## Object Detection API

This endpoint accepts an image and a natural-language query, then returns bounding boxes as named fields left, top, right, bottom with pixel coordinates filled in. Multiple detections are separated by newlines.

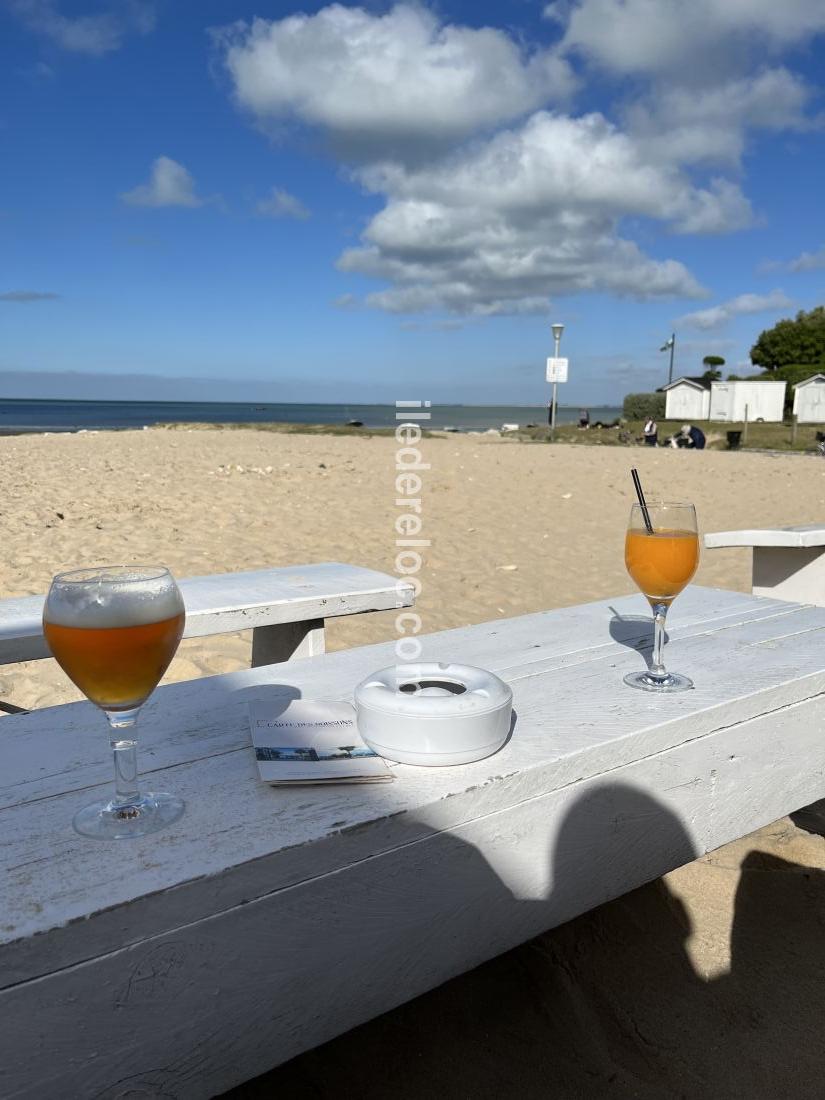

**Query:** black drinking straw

left=631, top=468, right=654, bottom=534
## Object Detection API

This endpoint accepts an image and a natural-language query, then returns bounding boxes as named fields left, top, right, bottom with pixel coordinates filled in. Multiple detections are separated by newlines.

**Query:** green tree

left=750, top=306, right=825, bottom=369
left=701, top=355, right=725, bottom=382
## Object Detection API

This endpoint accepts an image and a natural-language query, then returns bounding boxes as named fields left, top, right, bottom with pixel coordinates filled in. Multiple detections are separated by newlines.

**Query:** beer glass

left=43, top=565, right=186, bottom=839
left=624, top=502, right=699, bottom=692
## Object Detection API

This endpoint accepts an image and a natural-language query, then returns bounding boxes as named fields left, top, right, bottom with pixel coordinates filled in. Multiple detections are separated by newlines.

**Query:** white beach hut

left=661, top=377, right=711, bottom=421
left=708, top=380, right=786, bottom=422
left=792, top=374, right=825, bottom=423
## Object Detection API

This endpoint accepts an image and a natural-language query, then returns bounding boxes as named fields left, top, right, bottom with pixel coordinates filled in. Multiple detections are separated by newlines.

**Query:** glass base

left=623, top=670, right=694, bottom=693
left=73, top=791, right=185, bottom=840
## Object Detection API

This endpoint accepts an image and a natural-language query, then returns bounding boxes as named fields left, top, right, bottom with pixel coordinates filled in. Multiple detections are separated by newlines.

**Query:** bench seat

left=704, top=525, right=825, bottom=605
left=0, top=561, right=414, bottom=668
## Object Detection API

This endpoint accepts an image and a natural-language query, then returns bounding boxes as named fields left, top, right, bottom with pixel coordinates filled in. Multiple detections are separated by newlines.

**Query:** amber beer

left=44, top=611, right=185, bottom=711
left=625, top=527, right=699, bottom=606
left=43, top=566, right=186, bottom=714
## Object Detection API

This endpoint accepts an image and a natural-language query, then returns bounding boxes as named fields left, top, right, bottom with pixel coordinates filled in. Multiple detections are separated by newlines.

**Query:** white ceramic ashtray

left=353, top=662, right=513, bottom=767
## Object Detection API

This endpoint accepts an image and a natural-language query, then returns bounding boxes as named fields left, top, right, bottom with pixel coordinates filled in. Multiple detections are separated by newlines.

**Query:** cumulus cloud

left=624, top=68, right=814, bottom=168
left=217, top=1, right=819, bottom=317
left=558, top=0, right=825, bottom=79
left=0, top=290, right=60, bottom=302
left=789, top=247, right=825, bottom=272
left=121, top=157, right=203, bottom=208
left=678, top=290, right=792, bottom=330
left=256, top=187, right=310, bottom=220
left=217, top=4, right=575, bottom=157
left=7, top=0, right=155, bottom=56
left=762, top=245, right=825, bottom=273
left=336, top=111, right=749, bottom=314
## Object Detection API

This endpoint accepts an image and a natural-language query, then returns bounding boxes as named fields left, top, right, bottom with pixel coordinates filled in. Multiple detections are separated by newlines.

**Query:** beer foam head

left=44, top=566, right=185, bottom=629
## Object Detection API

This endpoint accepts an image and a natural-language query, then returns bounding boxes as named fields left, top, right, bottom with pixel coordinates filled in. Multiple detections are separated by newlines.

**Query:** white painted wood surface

left=0, top=562, right=413, bottom=666
left=705, top=524, right=825, bottom=549
left=250, top=618, right=326, bottom=666
left=705, top=526, right=825, bottom=605
left=3, top=586, right=825, bottom=1098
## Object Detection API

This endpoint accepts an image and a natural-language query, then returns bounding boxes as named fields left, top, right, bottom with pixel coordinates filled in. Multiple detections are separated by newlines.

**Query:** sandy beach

left=4, top=426, right=825, bottom=1097
left=2, top=425, right=820, bottom=710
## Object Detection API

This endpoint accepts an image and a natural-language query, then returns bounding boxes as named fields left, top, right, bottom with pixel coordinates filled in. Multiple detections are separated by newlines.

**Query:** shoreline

left=2, top=418, right=822, bottom=456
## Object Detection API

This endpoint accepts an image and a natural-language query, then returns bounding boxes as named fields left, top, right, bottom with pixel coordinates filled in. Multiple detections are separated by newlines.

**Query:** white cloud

left=336, top=110, right=761, bottom=314
left=558, top=0, right=825, bottom=78
left=624, top=68, right=813, bottom=168
left=217, top=4, right=575, bottom=157
left=8, top=0, right=155, bottom=56
left=216, top=1, right=817, bottom=317
left=0, top=290, right=60, bottom=302
left=121, top=157, right=203, bottom=208
left=678, top=290, right=792, bottom=330
left=333, top=293, right=361, bottom=310
left=763, top=245, right=825, bottom=273
left=355, top=113, right=747, bottom=228
left=790, top=247, right=825, bottom=272
left=256, top=187, right=310, bottom=220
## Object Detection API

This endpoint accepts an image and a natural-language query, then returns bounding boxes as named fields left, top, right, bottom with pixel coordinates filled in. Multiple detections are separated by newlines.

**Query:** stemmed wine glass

left=43, top=565, right=186, bottom=839
left=624, top=502, right=699, bottom=692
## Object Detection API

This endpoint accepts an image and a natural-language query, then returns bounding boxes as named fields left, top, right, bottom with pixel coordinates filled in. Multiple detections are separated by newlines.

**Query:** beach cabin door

left=709, top=383, right=731, bottom=420
left=798, top=378, right=825, bottom=423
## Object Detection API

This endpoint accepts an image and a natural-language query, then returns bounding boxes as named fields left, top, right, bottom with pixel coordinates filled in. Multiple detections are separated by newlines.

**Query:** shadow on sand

left=225, top=782, right=825, bottom=1100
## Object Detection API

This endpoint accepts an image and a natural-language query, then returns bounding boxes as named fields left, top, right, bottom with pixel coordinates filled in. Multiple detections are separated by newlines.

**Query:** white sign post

left=546, top=357, right=569, bottom=383
left=548, top=323, right=566, bottom=440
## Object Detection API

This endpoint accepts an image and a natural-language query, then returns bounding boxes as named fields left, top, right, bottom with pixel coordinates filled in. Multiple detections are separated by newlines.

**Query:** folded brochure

left=249, top=697, right=393, bottom=784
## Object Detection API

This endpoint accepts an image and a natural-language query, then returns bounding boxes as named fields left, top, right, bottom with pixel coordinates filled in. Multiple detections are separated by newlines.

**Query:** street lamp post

left=660, top=332, right=676, bottom=386
left=550, top=322, right=564, bottom=441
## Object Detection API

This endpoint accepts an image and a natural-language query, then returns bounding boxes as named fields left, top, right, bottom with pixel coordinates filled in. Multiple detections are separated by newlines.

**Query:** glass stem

left=651, top=603, right=669, bottom=681
left=106, top=708, right=141, bottom=808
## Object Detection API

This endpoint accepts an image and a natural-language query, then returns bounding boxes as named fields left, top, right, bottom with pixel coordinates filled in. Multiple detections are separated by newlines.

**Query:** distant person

left=578, top=408, right=590, bottom=429
left=681, top=424, right=706, bottom=450
left=643, top=417, right=658, bottom=446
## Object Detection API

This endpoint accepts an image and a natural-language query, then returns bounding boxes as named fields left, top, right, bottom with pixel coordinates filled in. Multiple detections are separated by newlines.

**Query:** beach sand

left=3, top=427, right=824, bottom=1096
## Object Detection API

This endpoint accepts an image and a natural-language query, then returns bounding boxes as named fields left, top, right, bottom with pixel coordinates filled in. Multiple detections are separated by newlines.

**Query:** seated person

left=681, top=424, right=706, bottom=450
left=643, top=417, right=658, bottom=446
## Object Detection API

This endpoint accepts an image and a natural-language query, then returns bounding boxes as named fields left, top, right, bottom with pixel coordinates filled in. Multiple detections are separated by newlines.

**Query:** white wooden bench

left=2, top=586, right=825, bottom=1097
left=0, top=562, right=414, bottom=708
left=704, top=524, right=825, bottom=605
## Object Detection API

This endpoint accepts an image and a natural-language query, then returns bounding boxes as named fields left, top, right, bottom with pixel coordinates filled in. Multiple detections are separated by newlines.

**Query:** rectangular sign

left=546, top=357, right=569, bottom=383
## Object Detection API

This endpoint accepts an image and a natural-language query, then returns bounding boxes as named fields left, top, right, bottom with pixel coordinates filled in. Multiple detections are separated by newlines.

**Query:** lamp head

left=551, top=322, right=564, bottom=340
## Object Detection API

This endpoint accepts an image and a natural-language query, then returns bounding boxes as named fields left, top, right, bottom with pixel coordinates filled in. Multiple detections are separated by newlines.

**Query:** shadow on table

left=224, top=782, right=825, bottom=1100
left=608, top=606, right=672, bottom=676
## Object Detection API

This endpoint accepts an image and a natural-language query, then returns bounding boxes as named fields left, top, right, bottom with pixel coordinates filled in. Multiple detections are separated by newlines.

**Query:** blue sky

left=2, top=0, right=824, bottom=405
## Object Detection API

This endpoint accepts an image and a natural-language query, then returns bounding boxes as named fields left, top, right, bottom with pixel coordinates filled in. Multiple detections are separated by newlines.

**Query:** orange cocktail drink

left=623, top=499, right=699, bottom=693
left=625, top=527, right=699, bottom=607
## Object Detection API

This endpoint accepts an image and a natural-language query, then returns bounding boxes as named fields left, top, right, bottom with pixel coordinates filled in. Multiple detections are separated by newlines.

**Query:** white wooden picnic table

left=3, top=585, right=825, bottom=1098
